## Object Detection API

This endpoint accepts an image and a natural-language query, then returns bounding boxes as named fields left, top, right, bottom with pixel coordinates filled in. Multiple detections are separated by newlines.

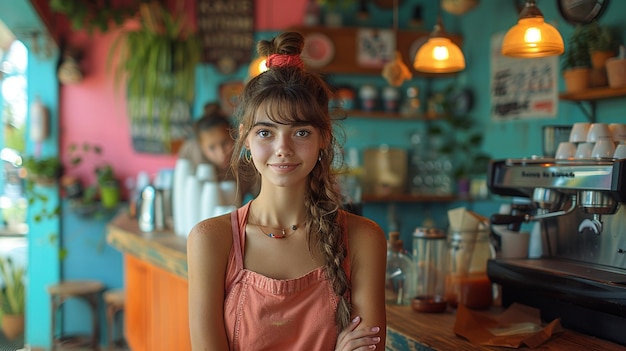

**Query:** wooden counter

left=106, top=212, right=626, bottom=351
left=385, top=304, right=625, bottom=351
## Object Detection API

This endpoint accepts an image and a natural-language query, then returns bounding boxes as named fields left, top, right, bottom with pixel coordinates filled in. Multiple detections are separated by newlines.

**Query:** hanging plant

left=50, top=0, right=143, bottom=33
left=108, top=2, right=200, bottom=154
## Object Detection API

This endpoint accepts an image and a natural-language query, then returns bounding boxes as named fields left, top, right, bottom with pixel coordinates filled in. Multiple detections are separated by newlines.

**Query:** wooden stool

left=48, top=280, right=104, bottom=350
left=103, top=289, right=125, bottom=350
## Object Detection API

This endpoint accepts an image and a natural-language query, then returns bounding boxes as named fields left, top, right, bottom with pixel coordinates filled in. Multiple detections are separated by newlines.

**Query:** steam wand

left=490, top=195, right=578, bottom=225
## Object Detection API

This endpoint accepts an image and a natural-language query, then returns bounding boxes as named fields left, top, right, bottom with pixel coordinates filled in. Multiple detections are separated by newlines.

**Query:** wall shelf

left=362, top=194, right=460, bottom=203
left=289, top=25, right=462, bottom=76
left=344, top=109, right=444, bottom=120
left=559, top=86, right=626, bottom=122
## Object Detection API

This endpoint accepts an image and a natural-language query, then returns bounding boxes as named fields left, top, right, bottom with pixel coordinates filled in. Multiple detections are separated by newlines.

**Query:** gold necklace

left=248, top=208, right=300, bottom=239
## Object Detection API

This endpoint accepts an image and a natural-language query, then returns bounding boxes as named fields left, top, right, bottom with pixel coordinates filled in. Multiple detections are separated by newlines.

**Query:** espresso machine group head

left=488, top=157, right=626, bottom=234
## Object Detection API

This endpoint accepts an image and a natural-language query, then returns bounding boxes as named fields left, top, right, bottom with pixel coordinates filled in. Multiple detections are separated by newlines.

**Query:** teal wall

left=3, top=0, right=626, bottom=348
left=0, top=1, right=61, bottom=348
left=193, top=1, right=626, bottom=246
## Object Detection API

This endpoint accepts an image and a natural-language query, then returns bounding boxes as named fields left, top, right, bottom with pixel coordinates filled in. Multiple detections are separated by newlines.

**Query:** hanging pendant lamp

left=414, top=13, right=465, bottom=74
left=247, top=56, right=268, bottom=78
left=501, top=0, right=564, bottom=58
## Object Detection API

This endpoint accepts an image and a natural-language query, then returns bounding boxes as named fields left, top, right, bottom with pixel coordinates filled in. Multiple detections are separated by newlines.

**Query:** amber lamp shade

left=501, top=2, right=564, bottom=58
left=248, top=56, right=268, bottom=78
left=414, top=35, right=466, bottom=74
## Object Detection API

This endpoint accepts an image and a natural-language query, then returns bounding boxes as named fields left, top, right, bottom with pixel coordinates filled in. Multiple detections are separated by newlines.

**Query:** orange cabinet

left=125, top=254, right=191, bottom=351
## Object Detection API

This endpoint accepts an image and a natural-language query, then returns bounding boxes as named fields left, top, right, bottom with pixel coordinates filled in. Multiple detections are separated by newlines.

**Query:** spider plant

left=108, top=1, right=200, bottom=152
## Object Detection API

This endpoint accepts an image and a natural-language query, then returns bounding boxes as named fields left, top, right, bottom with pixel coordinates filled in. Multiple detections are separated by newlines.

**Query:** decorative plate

left=557, top=0, right=609, bottom=24
left=302, top=33, right=335, bottom=69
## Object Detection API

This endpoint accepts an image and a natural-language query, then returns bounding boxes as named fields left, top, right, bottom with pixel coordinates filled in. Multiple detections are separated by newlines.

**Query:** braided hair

left=231, top=31, right=351, bottom=331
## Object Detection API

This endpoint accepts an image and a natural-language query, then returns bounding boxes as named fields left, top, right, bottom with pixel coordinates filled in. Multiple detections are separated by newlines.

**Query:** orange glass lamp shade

left=414, top=36, right=466, bottom=74
left=501, top=1, right=564, bottom=58
left=248, top=56, right=268, bottom=78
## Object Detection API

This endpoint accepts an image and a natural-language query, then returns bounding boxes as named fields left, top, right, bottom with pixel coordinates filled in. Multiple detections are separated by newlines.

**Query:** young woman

left=187, top=31, right=387, bottom=350
left=178, top=102, right=258, bottom=199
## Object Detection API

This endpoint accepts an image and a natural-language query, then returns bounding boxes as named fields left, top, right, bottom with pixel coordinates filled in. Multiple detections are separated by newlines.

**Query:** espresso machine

left=487, top=157, right=626, bottom=346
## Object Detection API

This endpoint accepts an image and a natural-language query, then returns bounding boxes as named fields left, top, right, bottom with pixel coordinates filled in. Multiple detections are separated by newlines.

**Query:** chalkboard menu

left=197, top=0, right=255, bottom=74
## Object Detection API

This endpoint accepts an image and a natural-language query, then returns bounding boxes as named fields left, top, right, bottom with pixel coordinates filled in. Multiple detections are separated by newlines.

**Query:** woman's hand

left=335, top=316, right=382, bottom=351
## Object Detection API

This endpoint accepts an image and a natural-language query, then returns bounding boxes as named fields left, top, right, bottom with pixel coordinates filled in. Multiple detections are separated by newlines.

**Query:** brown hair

left=230, top=31, right=351, bottom=331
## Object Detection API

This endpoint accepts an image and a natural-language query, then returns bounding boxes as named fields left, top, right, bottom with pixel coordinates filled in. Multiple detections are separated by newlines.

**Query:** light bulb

left=433, top=46, right=450, bottom=61
left=524, top=27, right=541, bottom=44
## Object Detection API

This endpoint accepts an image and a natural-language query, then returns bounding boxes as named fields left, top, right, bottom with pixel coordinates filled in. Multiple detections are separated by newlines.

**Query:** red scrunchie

left=266, top=54, right=305, bottom=69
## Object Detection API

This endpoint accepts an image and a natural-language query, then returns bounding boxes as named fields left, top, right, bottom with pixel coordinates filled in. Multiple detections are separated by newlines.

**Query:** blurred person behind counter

left=178, top=102, right=259, bottom=202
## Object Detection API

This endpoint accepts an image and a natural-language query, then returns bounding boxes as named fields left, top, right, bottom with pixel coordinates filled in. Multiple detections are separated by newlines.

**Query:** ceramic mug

left=613, top=144, right=626, bottom=159
left=591, top=140, right=616, bottom=158
left=576, top=142, right=594, bottom=159
left=555, top=142, right=576, bottom=159
left=609, top=123, right=626, bottom=143
left=569, top=122, right=591, bottom=143
left=586, top=123, right=612, bottom=142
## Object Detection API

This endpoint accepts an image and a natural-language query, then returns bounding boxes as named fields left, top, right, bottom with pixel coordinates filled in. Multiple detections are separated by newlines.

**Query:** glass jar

left=445, top=229, right=495, bottom=309
left=412, top=228, right=448, bottom=313
left=385, top=232, right=416, bottom=305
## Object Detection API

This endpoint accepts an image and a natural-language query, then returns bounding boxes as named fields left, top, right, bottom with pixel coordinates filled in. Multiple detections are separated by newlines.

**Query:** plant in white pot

left=0, top=256, right=25, bottom=340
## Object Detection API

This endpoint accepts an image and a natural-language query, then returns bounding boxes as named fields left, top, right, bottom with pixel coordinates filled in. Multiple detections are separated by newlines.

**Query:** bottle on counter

left=385, top=231, right=417, bottom=305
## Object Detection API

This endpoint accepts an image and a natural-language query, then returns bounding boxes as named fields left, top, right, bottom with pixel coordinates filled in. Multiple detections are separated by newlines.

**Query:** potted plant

left=21, top=156, right=63, bottom=186
left=50, top=0, right=139, bottom=33
left=0, top=256, right=25, bottom=340
left=562, top=25, right=592, bottom=93
left=108, top=1, right=200, bottom=154
left=66, top=143, right=121, bottom=213
left=317, top=0, right=355, bottom=26
left=586, top=21, right=620, bottom=69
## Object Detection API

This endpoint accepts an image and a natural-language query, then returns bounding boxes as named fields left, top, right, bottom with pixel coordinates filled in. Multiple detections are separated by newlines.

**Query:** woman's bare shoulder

left=344, top=212, right=386, bottom=244
left=187, top=213, right=234, bottom=253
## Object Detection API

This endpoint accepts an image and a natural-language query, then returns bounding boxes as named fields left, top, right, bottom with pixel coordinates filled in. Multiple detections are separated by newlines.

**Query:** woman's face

left=198, top=126, right=234, bottom=170
left=245, top=110, right=322, bottom=189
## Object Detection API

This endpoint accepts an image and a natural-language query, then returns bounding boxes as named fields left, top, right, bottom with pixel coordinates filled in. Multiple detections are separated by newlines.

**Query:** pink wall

left=60, top=0, right=306, bottom=195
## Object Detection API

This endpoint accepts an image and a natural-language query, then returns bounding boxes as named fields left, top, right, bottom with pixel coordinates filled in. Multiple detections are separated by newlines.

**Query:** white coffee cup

left=609, top=123, right=626, bottom=143
left=591, top=140, right=616, bottom=158
left=555, top=142, right=576, bottom=159
left=586, top=123, right=612, bottom=142
left=492, top=226, right=530, bottom=259
left=576, top=142, right=594, bottom=159
left=569, top=122, right=590, bottom=143
left=613, top=144, right=626, bottom=159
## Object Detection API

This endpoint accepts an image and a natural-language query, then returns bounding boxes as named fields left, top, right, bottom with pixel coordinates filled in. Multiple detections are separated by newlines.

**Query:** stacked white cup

left=564, top=122, right=626, bottom=160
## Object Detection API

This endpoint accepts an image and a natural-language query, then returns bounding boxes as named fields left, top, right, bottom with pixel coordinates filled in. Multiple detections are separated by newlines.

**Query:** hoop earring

left=244, top=151, right=252, bottom=163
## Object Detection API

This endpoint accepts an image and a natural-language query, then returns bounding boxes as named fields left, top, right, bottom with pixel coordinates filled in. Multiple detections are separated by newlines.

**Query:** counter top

left=106, top=212, right=626, bottom=350
left=385, top=304, right=625, bottom=350
left=106, top=211, right=188, bottom=279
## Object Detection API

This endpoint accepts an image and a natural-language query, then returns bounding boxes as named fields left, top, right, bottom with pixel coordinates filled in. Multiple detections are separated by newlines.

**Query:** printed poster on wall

left=490, top=32, right=558, bottom=121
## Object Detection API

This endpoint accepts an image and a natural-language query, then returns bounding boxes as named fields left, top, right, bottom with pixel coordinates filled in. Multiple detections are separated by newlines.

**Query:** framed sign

left=490, top=33, right=558, bottom=121
left=197, top=0, right=255, bottom=74
left=357, top=29, right=396, bottom=68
